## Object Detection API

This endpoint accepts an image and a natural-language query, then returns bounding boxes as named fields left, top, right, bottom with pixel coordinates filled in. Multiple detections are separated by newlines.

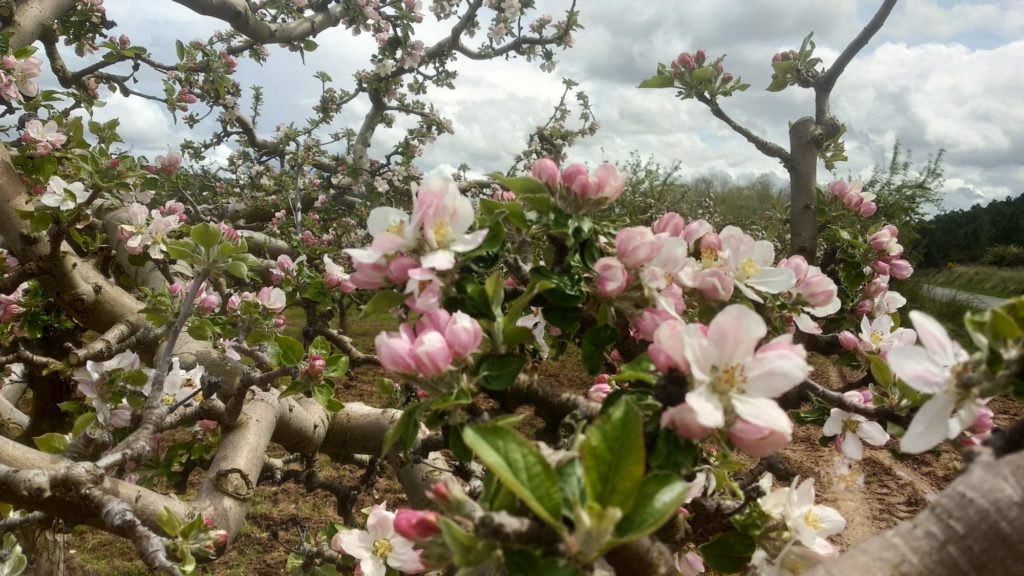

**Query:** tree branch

left=171, top=0, right=346, bottom=45
left=696, top=94, right=792, bottom=164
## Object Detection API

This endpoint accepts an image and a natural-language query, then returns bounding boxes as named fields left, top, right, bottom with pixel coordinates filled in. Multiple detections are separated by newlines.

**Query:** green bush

left=980, top=244, right=1024, bottom=267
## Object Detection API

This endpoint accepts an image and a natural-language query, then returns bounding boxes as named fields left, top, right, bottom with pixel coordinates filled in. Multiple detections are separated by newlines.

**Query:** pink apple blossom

left=615, top=226, right=660, bottom=269
left=393, top=509, right=440, bottom=542
left=444, top=311, right=483, bottom=360
left=661, top=402, right=713, bottom=440
left=653, top=212, right=686, bottom=236
left=729, top=418, right=790, bottom=457
left=530, top=157, right=560, bottom=189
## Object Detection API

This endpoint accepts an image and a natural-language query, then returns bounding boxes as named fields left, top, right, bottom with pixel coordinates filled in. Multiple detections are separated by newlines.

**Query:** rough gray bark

left=5, top=0, right=77, bottom=49
left=789, top=117, right=820, bottom=260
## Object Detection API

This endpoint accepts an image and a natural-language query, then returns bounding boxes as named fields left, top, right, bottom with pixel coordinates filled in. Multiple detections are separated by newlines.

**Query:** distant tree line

left=918, top=193, right=1024, bottom=267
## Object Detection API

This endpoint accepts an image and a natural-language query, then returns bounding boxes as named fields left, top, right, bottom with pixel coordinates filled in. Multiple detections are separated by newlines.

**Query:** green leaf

left=71, top=412, right=97, bottom=437
left=613, top=472, right=690, bottom=542
left=462, top=424, right=563, bottom=530
left=699, top=532, right=757, bottom=574
left=505, top=550, right=580, bottom=576
left=156, top=507, right=182, bottom=537
left=381, top=402, right=427, bottom=456
left=268, top=334, right=304, bottom=367
left=868, top=354, right=893, bottom=389
left=766, top=76, right=790, bottom=92
left=638, top=73, right=675, bottom=89
left=309, top=335, right=332, bottom=358
left=497, top=175, right=550, bottom=198
left=278, top=378, right=306, bottom=399
left=359, top=289, right=406, bottom=319
left=312, top=383, right=343, bottom=413
left=580, top=397, right=644, bottom=512
left=190, top=222, right=222, bottom=251
left=614, top=353, right=657, bottom=385
left=485, top=270, right=505, bottom=314
left=33, top=433, right=68, bottom=454
left=691, top=66, right=717, bottom=84
left=225, top=260, right=248, bottom=280
left=325, top=354, right=350, bottom=379
left=580, top=325, right=619, bottom=376
left=476, top=353, right=527, bottom=391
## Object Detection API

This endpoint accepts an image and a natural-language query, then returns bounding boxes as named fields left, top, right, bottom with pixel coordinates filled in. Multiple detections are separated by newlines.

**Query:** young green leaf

left=580, top=397, right=645, bottom=512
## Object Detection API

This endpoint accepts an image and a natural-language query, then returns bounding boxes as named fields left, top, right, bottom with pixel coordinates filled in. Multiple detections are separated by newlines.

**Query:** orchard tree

left=0, top=1, right=1023, bottom=576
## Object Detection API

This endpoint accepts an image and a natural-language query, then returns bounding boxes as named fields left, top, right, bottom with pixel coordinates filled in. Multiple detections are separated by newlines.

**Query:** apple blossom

left=40, top=176, right=90, bottom=211
left=652, top=212, right=686, bottom=236
left=331, top=503, right=424, bottom=576
left=587, top=378, right=613, bottom=403
left=615, top=226, right=660, bottom=268
left=411, top=176, right=489, bottom=270
left=822, top=391, right=890, bottom=460
left=676, top=551, right=704, bottom=576
left=413, top=330, right=452, bottom=378
left=375, top=326, right=419, bottom=375
left=632, top=308, right=675, bottom=341
left=323, top=255, right=356, bottom=292
left=21, top=119, right=67, bottom=156
left=594, top=257, right=630, bottom=298
left=888, top=310, right=990, bottom=454
left=856, top=314, right=916, bottom=356
left=838, top=330, right=858, bottom=351
left=888, top=258, right=913, bottom=280
left=658, top=305, right=810, bottom=439
left=759, top=475, right=846, bottom=557
left=718, top=226, right=796, bottom=301
left=405, top=267, right=443, bottom=313
left=257, top=287, right=287, bottom=313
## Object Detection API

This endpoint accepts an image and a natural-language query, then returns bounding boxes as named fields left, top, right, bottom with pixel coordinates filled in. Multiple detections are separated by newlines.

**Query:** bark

left=0, top=392, right=28, bottom=435
left=6, top=0, right=77, bottom=49
left=809, top=449, right=1024, bottom=576
left=172, top=0, right=346, bottom=45
left=788, top=117, right=819, bottom=261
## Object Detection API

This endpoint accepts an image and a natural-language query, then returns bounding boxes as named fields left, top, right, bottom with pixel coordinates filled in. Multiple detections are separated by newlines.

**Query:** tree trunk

left=810, top=450, right=1024, bottom=576
left=788, top=117, right=819, bottom=262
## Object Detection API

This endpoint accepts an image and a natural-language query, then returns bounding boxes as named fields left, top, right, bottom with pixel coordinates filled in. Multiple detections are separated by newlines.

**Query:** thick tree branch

left=171, top=0, right=345, bottom=45
left=6, top=0, right=77, bottom=49
left=696, top=94, right=792, bottom=164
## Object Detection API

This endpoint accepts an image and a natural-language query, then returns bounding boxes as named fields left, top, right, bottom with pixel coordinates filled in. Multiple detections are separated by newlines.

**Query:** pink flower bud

left=609, top=349, right=623, bottom=363
left=444, top=311, right=483, bottom=360
left=883, top=224, right=899, bottom=237
left=838, top=331, right=858, bottom=351
left=661, top=403, right=712, bottom=440
left=197, top=419, right=218, bottom=432
left=593, top=164, right=625, bottom=202
left=560, top=163, right=589, bottom=191
left=218, top=222, right=240, bottom=243
left=594, top=257, right=630, bottom=298
left=729, top=418, right=789, bottom=457
left=416, top=309, right=451, bottom=335
left=653, top=212, right=686, bottom=236
left=694, top=49, right=706, bottom=66
left=615, top=226, right=659, bottom=268
left=594, top=374, right=612, bottom=385
left=428, top=481, right=451, bottom=505
left=169, top=282, right=183, bottom=296
left=531, top=157, right=560, bottom=189
left=827, top=180, right=848, bottom=200
left=276, top=254, right=294, bottom=273
left=676, top=52, right=695, bottom=71
left=856, top=299, right=874, bottom=316
left=677, top=551, right=705, bottom=576
left=118, top=35, right=130, bottom=49
left=393, top=509, right=441, bottom=541
left=375, top=329, right=418, bottom=375
left=632, top=308, right=674, bottom=341
left=971, top=407, right=994, bottom=435
left=863, top=277, right=887, bottom=298
left=889, top=259, right=913, bottom=280
left=721, top=72, right=733, bottom=83
left=587, top=383, right=613, bottom=403
left=413, top=330, right=452, bottom=377
left=858, top=201, right=878, bottom=217
left=694, top=268, right=734, bottom=301
left=305, top=354, right=326, bottom=377
left=859, top=388, right=874, bottom=405
left=198, top=292, right=220, bottom=313
left=871, top=261, right=890, bottom=275
left=386, top=255, right=419, bottom=284
left=713, top=62, right=724, bottom=74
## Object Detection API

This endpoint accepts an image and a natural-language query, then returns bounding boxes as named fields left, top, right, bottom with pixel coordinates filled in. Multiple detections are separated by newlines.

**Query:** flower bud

left=594, top=257, right=630, bottom=298
left=653, top=212, right=686, bottom=236
left=444, top=311, right=483, bottom=360
left=394, top=509, right=441, bottom=541
left=859, top=388, right=874, bottom=405
left=694, top=49, right=706, bottom=66
left=856, top=299, right=874, bottom=316
left=699, top=232, right=722, bottom=252
left=971, top=407, right=994, bottom=435
left=305, top=354, right=326, bottom=378
left=531, top=157, right=560, bottom=189
left=615, top=226, right=659, bottom=268
left=858, top=201, right=878, bottom=217
left=560, top=163, right=588, bottom=191
left=412, top=330, right=452, bottom=377
left=375, top=329, right=417, bottom=375
left=871, top=260, right=890, bottom=275
left=889, top=258, right=913, bottom=280
left=838, top=330, right=858, bottom=351
left=587, top=382, right=613, bottom=403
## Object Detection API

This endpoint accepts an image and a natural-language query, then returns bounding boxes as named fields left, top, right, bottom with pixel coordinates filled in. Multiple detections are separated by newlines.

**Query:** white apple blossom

left=411, top=176, right=488, bottom=270
left=887, top=310, right=986, bottom=454
left=671, top=305, right=810, bottom=438
left=822, top=391, right=890, bottom=460
left=759, top=474, right=846, bottom=557
left=719, top=226, right=796, bottom=302
left=40, top=176, right=90, bottom=211
left=331, top=503, right=423, bottom=576
left=857, top=314, right=916, bottom=356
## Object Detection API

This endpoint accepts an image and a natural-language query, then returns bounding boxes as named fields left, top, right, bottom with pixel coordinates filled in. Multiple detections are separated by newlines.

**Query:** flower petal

left=910, top=310, right=967, bottom=367
left=856, top=420, right=890, bottom=447
left=887, top=344, right=949, bottom=394
left=337, top=529, right=374, bottom=559
left=731, top=395, right=792, bottom=436
left=900, top=392, right=956, bottom=454
left=841, top=432, right=863, bottom=460
left=450, top=229, right=490, bottom=252
left=419, top=250, right=456, bottom=271
left=822, top=409, right=848, bottom=437
left=707, top=304, right=765, bottom=365
left=686, top=385, right=726, bottom=429
left=745, top=267, right=795, bottom=294
left=743, top=349, right=810, bottom=398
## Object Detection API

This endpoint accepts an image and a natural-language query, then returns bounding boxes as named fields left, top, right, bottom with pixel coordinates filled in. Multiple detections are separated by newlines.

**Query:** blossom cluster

left=825, top=179, right=877, bottom=217
left=375, top=309, right=483, bottom=379
left=0, top=56, right=41, bottom=104
left=750, top=475, right=846, bottom=573
left=118, top=202, right=186, bottom=259
left=344, top=176, right=488, bottom=313
left=856, top=224, right=912, bottom=318
left=530, top=158, right=625, bottom=213
left=20, top=120, right=68, bottom=157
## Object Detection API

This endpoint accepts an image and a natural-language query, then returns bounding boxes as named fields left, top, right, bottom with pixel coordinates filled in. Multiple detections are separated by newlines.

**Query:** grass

left=899, top=277, right=976, bottom=348
left=919, top=265, right=1024, bottom=299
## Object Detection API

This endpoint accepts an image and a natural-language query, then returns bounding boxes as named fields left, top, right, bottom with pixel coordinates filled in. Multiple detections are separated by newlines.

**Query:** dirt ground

left=61, top=327, right=1024, bottom=575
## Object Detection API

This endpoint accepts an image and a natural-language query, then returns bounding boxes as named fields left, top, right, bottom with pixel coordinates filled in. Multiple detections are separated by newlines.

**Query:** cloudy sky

left=58, top=0, right=1024, bottom=211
